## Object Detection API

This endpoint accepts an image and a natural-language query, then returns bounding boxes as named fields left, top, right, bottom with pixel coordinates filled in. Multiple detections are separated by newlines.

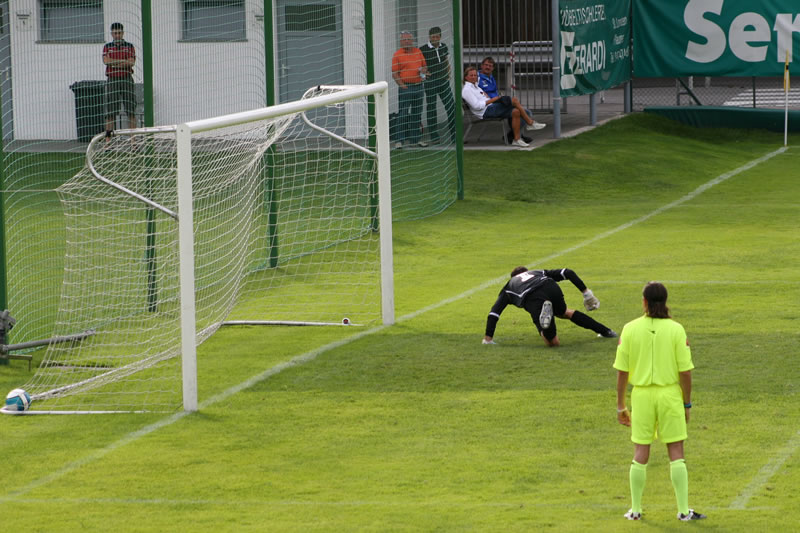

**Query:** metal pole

left=551, top=0, right=561, bottom=139
left=176, top=124, right=197, bottom=413
left=141, top=0, right=154, bottom=128
left=453, top=0, right=464, bottom=200
left=140, top=0, right=158, bottom=311
left=265, top=0, right=275, bottom=107
left=624, top=81, right=631, bottom=113
left=0, top=12, right=6, bottom=359
left=364, top=0, right=379, bottom=229
left=264, top=0, right=278, bottom=267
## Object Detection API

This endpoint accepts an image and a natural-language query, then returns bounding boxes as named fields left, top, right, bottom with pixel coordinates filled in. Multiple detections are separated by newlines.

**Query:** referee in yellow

left=614, top=282, right=706, bottom=522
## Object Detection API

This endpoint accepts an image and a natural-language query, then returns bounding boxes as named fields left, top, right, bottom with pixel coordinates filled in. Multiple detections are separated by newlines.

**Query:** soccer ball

left=4, top=388, right=31, bottom=412
left=342, top=317, right=351, bottom=325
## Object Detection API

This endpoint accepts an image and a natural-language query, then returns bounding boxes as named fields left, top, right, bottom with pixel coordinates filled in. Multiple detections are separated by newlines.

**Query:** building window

left=284, top=5, right=337, bottom=33
left=397, top=0, right=418, bottom=44
left=39, top=0, right=103, bottom=43
left=182, top=0, right=246, bottom=42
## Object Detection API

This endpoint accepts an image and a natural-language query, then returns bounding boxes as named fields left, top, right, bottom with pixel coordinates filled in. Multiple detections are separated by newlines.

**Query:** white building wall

left=11, top=0, right=143, bottom=140
left=9, top=0, right=405, bottom=141
left=151, top=0, right=267, bottom=127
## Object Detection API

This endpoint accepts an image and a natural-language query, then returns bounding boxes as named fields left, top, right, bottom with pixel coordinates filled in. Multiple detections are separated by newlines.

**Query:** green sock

left=670, top=459, right=689, bottom=515
left=629, top=460, right=647, bottom=513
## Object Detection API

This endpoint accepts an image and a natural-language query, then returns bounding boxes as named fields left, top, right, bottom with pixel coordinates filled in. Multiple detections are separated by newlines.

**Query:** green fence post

left=264, top=0, right=279, bottom=268
left=141, top=0, right=158, bottom=311
left=364, top=0, right=380, bottom=230
left=452, top=0, right=464, bottom=200
left=0, top=86, right=7, bottom=360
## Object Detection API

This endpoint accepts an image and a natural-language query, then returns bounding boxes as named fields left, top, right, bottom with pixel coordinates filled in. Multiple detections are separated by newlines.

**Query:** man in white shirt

left=462, top=66, right=544, bottom=147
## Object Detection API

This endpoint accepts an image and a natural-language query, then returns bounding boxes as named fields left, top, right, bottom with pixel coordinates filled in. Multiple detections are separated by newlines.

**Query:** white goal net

left=4, top=83, right=392, bottom=414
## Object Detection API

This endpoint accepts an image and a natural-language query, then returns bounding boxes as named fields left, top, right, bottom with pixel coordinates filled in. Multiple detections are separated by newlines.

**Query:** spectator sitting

left=462, top=66, right=544, bottom=148
left=478, top=56, right=500, bottom=98
left=479, top=56, right=541, bottom=144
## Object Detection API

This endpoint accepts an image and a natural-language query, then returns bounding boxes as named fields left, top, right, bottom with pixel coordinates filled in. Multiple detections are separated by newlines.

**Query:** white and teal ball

left=5, top=388, right=31, bottom=411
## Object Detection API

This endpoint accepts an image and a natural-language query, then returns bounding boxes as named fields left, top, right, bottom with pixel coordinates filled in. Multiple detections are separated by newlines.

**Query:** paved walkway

left=463, top=86, right=628, bottom=150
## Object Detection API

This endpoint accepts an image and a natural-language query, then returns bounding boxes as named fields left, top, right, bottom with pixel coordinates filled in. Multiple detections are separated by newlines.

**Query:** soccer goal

left=2, top=82, right=393, bottom=415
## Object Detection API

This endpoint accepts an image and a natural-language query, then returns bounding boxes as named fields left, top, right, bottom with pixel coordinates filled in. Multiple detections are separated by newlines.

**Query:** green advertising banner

left=634, top=0, right=800, bottom=77
left=559, top=0, right=632, bottom=97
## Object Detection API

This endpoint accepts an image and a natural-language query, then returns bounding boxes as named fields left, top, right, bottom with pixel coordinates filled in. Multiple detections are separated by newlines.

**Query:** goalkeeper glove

left=583, top=289, right=600, bottom=311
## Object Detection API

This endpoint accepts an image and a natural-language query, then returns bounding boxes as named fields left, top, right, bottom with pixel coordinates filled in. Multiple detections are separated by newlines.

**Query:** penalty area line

left=729, top=429, right=800, bottom=510
left=3, top=146, right=786, bottom=502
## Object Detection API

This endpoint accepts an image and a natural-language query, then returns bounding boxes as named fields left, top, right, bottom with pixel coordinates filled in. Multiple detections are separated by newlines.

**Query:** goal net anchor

left=222, top=320, right=360, bottom=327
left=1, top=329, right=96, bottom=355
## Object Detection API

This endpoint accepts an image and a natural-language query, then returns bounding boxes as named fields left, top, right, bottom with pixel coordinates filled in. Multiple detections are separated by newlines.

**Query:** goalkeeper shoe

left=539, top=300, right=553, bottom=329
left=677, top=509, right=706, bottom=521
left=623, top=510, right=642, bottom=521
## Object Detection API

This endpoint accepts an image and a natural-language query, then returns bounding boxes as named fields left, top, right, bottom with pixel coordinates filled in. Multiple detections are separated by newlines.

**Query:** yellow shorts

left=630, top=384, right=687, bottom=445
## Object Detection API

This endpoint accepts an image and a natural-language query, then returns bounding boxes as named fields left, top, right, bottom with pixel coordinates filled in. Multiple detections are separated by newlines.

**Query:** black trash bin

left=70, top=80, right=106, bottom=142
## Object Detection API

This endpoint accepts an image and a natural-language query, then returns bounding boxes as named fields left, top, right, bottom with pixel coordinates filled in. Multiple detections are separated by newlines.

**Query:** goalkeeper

left=483, top=266, right=617, bottom=347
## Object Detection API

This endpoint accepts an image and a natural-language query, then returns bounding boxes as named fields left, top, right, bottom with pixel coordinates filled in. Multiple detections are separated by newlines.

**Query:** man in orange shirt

left=391, top=32, right=428, bottom=148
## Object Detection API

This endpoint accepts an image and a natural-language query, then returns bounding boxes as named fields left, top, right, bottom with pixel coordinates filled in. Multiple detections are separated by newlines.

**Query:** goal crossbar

left=184, top=82, right=388, bottom=133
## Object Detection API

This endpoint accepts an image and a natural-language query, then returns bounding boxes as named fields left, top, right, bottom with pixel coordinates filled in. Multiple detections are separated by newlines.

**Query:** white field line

left=589, top=280, right=800, bottom=286
left=729, top=429, right=800, bottom=509
left=1, top=146, right=788, bottom=503
left=1, top=495, right=779, bottom=511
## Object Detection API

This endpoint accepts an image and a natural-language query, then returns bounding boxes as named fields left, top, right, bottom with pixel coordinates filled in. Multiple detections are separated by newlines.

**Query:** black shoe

left=677, top=509, right=706, bottom=521
left=599, top=329, right=618, bottom=338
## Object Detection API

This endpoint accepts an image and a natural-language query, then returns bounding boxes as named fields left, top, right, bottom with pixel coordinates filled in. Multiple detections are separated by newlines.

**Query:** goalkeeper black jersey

left=501, top=269, right=585, bottom=308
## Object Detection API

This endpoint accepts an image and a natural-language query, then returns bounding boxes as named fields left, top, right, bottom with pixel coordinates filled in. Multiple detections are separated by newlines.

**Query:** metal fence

left=631, top=76, right=795, bottom=111
left=460, top=1, right=793, bottom=115
left=461, top=0, right=555, bottom=113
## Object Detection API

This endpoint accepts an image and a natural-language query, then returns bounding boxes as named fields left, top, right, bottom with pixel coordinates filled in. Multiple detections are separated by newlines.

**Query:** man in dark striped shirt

left=483, top=266, right=617, bottom=347
left=103, top=22, right=137, bottom=138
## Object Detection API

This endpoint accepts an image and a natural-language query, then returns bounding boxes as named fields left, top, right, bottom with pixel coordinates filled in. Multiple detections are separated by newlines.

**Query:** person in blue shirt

left=477, top=57, right=544, bottom=143
left=478, top=57, right=500, bottom=98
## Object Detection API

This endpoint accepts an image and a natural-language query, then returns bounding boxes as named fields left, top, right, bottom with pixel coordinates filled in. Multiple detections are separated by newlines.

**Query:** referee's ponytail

left=643, top=281, right=671, bottom=319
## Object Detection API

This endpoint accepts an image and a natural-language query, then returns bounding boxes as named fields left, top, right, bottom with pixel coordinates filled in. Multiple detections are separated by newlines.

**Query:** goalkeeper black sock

left=570, top=310, right=608, bottom=334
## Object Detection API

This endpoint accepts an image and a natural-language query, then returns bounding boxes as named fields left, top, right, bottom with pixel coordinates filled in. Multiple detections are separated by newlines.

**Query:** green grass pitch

left=1, top=114, right=798, bottom=531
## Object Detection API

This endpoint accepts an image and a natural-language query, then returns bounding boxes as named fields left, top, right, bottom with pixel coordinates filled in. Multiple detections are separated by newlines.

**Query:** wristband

left=683, top=402, right=692, bottom=408
left=616, top=407, right=627, bottom=413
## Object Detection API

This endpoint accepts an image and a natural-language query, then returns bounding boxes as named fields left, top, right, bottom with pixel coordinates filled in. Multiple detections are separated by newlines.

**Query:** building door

left=277, top=0, right=344, bottom=104
left=0, top=1, right=13, bottom=141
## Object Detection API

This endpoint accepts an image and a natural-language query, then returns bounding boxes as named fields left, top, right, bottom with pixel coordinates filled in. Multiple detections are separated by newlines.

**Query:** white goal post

left=2, top=82, right=393, bottom=415
left=176, top=83, right=394, bottom=412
